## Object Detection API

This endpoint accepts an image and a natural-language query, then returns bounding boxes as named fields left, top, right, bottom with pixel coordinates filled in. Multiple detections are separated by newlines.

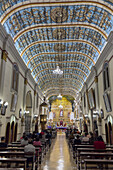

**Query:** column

left=92, top=66, right=102, bottom=135
left=84, top=83, right=89, bottom=116
left=22, top=69, right=31, bottom=134
left=0, top=38, right=9, bottom=99
left=89, top=110, right=93, bottom=132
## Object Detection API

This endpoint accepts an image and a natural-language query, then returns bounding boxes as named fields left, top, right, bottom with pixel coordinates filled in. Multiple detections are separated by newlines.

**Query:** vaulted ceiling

left=0, top=0, right=113, bottom=98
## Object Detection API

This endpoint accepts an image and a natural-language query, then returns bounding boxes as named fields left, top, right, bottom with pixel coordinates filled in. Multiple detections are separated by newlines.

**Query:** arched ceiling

left=0, top=0, right=113, bottom=98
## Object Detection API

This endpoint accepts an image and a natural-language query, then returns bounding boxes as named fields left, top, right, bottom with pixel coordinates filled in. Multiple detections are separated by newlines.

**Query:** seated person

left=21, top=136, right=28, bottom=146
left=74, top=135, right=81, bottom=145
left=20, top=132, right=26, bottom=140
left=33, top=137, right=42, bottom=153
left=94, top=135, right=106, bottom=150
left=89, top=132, right=95, bottom=144
left=82, top=133, right=89, bottom=143
left=0, top=137, right=7, bottom=147
left=24, top=140, right=35, bottom=168
left=73, top=135, right=81, bottom=151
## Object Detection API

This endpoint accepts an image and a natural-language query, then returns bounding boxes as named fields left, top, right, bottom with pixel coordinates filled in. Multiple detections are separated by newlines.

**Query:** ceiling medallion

left=50, top=7, right=68, bottom=23
left=54, top=44, right=66, bottom=52
left=53, top=29, right=66, bottom=40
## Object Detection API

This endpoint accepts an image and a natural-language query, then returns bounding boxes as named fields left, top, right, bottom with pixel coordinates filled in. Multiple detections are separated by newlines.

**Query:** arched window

left=12, top=64, right=19, bottom=92
left=103, top=61, right=110, bottom=91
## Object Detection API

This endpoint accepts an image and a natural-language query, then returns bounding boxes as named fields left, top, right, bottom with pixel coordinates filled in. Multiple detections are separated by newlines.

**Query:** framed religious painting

left=87, top=88, right=96, bottom=110
left=103, top=93, right=112, bottom=112
left=10, top=93, right=18, bottom=112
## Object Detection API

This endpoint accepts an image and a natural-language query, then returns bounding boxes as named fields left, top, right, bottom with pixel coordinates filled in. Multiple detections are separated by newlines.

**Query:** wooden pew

left=0, top=158, right=26, bottom=170
left=8, top=144, right=42, bottom=148
left=84, top=159, right=113, bottom=170
left=74, top=144, right=113, bottom=149
left=73, top=144, right=113, bottom=159
left=76, top=148, right=113, bottom=165
left=0, top=168, right=23, bottom=170
left=0, top=151, right=36, bottom=169
left=80, top=152, right=113, bottom=170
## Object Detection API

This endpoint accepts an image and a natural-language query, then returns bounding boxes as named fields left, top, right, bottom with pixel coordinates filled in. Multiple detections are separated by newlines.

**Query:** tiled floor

left=41, top=133, right=76, bottom=170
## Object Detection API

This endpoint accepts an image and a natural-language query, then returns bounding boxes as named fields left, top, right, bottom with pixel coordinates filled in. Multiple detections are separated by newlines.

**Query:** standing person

left=24, top=140, right=35, bottom=169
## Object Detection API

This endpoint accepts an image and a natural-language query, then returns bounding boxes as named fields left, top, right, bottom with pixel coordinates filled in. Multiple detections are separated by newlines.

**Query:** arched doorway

left=106, top=115, right=113, bottom=144
left=108, top=121, right=112, bottom=144
left=25, top=91, right=32, bottom=134
left=35, top=117, right=38, bottom=133
left=84, top=123, right=88, bottom=134
left=14, top=123, right=18, bottom=142
left=10, top=121, right=15, bottom=143
left=93, top=120, right=98, bottom=138
left=5, top=122, right=10, bottom=144
left=105, top=123, right=109, bottom=144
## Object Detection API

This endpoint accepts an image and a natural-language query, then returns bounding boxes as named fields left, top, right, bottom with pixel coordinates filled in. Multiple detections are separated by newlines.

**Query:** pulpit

left=40, top=115, right=47, bottom=130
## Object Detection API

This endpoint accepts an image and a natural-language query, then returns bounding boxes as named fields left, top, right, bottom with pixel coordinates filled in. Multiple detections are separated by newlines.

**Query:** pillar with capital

left=0, top=35, right=10, bottom=99
left=92, top=66, right=102, bottom=135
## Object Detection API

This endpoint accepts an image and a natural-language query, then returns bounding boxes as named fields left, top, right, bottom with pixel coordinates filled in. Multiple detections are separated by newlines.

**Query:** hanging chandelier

left=59, top=104, right=63, bottom=109
left=57, top=93, right=62, bottom=100
left=53, top=65, right=63, bottom=75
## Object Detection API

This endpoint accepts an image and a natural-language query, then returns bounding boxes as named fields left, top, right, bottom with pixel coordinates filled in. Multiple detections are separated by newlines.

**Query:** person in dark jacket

left=74, top=135, right=81, bottom=145
left=0, top=137, right=7, bottom=147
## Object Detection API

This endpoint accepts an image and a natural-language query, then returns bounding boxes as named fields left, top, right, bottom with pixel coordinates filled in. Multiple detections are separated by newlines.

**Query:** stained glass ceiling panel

left=0, top=0, right=113, bottom=97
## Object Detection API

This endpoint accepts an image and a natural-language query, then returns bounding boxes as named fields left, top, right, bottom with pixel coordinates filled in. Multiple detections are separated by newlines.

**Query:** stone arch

left=5, top=122, right=10, bottom=144
left=105, top=115, right=113, bottom=144
left=10, top=121, right=15, bottom=143
left=14, top=123, right=18, bottom=142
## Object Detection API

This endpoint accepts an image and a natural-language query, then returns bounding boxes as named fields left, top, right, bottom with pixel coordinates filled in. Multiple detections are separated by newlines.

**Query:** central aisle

left=43, top=133, right=76, bottom=170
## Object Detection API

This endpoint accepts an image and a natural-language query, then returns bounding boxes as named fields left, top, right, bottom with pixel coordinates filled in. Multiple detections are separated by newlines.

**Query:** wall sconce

left=34, top=115, right=38, bottom=118
left=93, top=110, right=99, bottom=115
left=0, top=100, right=3, bottom=109
left=84, top=115, right=89, bottom=118
left=24, top=110, right=30, bottom=114
left=19, top=109, right=22, bottom=118
left=4, top=102, right=8, bottom=107
left=1, top=101, right=8, bottom=115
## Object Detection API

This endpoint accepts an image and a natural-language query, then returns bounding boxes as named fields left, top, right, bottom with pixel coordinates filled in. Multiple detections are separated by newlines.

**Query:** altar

left=56, top=126, right=67, bottom=129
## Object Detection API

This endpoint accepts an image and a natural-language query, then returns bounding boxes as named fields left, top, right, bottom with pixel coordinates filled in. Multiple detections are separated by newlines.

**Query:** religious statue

left=60, top=109, right=63, bottom=117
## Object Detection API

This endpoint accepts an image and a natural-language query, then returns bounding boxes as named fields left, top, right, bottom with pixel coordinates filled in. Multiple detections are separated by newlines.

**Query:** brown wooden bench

left=80, top=152, right=113, bottom=170
left=76, top=148, right=113, bottom=165
left=84, top=159, right=113, bottom=170
left=0, top=168, right=23, bottom=170
left=8, top=144, right=42, bottom=148
left=0, top=151, right=36, bottom=169
left=0, top=158, right=26, bottom=170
